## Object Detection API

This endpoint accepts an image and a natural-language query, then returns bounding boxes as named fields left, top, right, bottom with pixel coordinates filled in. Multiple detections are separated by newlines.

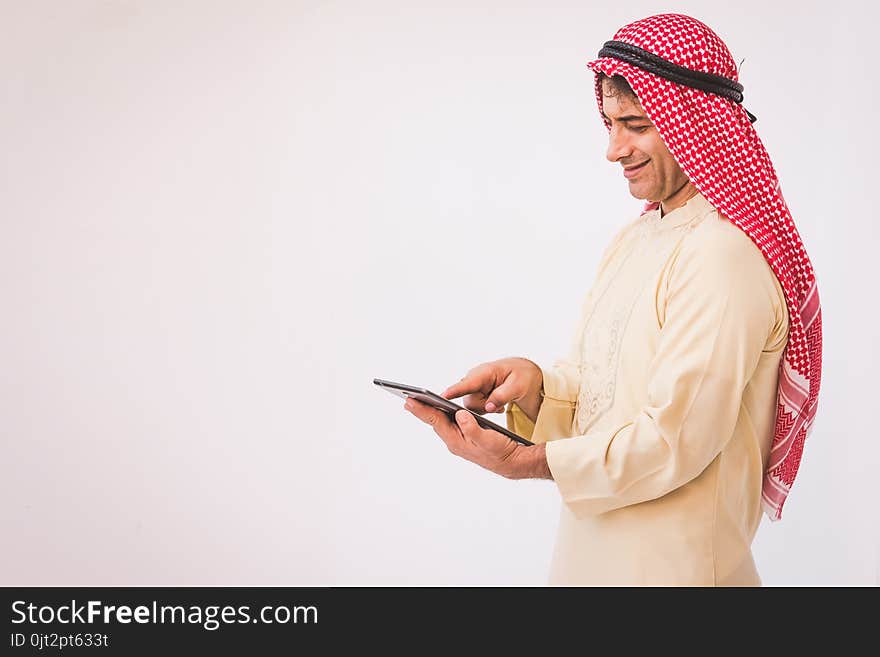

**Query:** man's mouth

left=623, top=161, right=649, bottom=179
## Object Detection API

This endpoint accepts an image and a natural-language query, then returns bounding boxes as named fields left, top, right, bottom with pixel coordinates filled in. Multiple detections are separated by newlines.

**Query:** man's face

left=601, top=79, right=690, bottom=204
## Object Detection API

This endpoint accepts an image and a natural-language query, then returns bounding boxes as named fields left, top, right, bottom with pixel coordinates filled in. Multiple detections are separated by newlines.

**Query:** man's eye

left=630, top=125, right=651, bottom=133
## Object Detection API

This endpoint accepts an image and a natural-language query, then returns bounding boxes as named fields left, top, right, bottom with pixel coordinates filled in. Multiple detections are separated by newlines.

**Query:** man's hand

left=403, top=398, right=551, bottom=480
left=442, top=357, right=544, bottom=422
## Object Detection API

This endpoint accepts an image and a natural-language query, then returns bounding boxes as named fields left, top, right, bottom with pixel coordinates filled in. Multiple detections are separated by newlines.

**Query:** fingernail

left=485, top=402, right=496, bottom=412
left=404, top=400, right=413, bottom=410
left=456, top=410, right=470, bottom=424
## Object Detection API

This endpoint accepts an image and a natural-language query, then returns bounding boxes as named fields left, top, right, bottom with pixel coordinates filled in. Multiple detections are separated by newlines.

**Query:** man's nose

left=606, top=128, right=633, bottom=163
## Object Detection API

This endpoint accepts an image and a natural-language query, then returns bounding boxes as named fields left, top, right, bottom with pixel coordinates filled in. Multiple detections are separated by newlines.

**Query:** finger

left=404, top=398, right=452, bottom=430
left=454, top=410, right=500, bottom=449
left=407, top=400, right=468, bottom=454
left=455, top=410, right=515, bottom=461
left=459, top=393, right=490, bottom=414
left=442, top=369, right=490, bottom=399
left=454, top=410, right=482, bottom=446
left=484, top=378, right=519, bottom=413
left=442, top=379, right=474, bottom=400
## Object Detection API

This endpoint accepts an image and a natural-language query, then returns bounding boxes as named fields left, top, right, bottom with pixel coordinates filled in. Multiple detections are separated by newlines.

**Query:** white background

left=2, top=0, right=877, bottom=586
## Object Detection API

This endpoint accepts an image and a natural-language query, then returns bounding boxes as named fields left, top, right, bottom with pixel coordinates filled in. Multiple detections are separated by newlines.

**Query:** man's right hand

left=442, top=357, right=544, bottom=422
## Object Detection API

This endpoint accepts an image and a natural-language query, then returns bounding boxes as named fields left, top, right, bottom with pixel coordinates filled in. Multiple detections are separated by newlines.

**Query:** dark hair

left=598, top=73, right=636, bottom=100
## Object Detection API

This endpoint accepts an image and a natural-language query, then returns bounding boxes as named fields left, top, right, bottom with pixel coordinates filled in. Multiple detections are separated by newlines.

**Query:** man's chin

left=626, top=183, right=654, bottom=202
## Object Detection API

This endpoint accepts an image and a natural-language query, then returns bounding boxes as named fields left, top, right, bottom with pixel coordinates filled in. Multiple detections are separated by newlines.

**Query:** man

left=403, top=14, right=822, bottom=585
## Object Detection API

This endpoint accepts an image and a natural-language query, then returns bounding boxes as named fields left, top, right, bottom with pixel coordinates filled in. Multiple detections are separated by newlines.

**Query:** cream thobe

left=507, top=192, right=789, bottom=586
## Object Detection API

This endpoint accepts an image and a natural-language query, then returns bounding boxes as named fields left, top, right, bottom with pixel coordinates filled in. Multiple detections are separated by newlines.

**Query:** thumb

left=455, top=410, right=474, bottom=431
left=484, top=379, right=517, bottom=413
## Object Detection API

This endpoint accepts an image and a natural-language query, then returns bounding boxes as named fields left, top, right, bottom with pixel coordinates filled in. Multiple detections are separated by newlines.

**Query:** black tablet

left=373, top=377, right=534, bottom=446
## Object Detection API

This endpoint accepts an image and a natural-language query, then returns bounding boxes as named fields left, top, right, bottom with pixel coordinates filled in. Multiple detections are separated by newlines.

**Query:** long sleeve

left=506, top=363, right=577, bottom=444
left=545, top=224, right=784, bottom=518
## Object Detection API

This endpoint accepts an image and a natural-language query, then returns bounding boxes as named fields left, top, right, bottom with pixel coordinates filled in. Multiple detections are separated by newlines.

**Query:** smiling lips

left=623, top=160, right=649, bottom=179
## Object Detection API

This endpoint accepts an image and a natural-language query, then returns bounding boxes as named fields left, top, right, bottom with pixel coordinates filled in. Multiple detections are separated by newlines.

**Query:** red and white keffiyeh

left=587, top=13, right=822, bottom=520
